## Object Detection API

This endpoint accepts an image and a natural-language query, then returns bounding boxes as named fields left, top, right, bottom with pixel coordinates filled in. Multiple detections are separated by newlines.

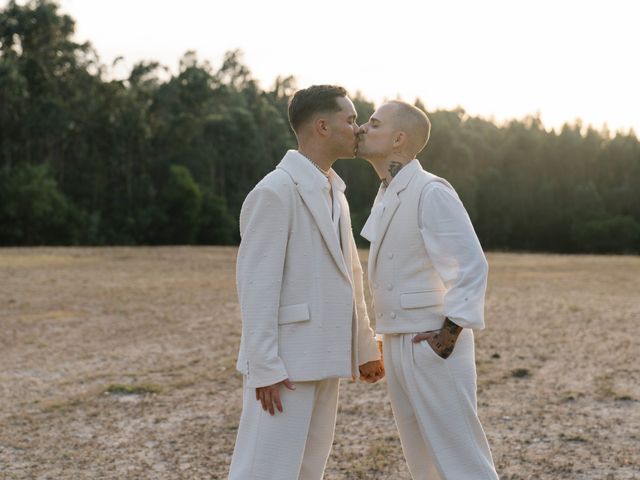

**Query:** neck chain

left=300, top=152, right=330, bottom=178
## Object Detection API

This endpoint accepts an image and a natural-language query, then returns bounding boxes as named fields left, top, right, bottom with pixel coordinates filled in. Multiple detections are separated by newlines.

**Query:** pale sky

left=19, top=0, right=640, bottom=133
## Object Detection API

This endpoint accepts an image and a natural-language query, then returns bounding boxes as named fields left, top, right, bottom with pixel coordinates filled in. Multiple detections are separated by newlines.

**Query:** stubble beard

left=355, top=139, right=367, bottom=159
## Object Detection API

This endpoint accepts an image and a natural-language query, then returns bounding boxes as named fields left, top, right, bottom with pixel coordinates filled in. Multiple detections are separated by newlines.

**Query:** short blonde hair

left=388, top=100, right=431, bottom=156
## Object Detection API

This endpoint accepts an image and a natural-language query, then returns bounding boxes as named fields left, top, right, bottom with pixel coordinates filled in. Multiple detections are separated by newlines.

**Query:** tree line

left=1, top=0, right=639, bottom=253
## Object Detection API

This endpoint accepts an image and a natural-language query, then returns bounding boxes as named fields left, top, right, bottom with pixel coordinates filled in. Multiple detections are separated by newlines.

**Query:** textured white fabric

left=236, top=149, right=380, bottom=387
left=306, top=159, right=343, bottom=233
left=360, top=187, right=386, bottom=242
left=418, top=183, right=489, bottom=330
left=228, top=378, right=340, bottom=480
left=383, top=331, right=498, bottom=480
left=327, top=170, right=344, bottom=236
left=363, top=159, right=488, bottom=332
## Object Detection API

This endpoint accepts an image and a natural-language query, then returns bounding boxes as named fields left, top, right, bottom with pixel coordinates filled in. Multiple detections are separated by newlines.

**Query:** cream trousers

left=384, top=330, right=499, bottom=480
left=228, top=377, right=339, bottom=480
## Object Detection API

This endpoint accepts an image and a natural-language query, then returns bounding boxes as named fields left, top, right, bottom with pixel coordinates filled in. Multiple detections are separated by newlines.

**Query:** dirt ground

left=0, top=247, right=639, bottom=479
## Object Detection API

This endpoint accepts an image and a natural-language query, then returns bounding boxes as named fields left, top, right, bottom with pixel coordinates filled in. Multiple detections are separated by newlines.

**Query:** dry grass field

left=1, top=247, right=639, bottom=479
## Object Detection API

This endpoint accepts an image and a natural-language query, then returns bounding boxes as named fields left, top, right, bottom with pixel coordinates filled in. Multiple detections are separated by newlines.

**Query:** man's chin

left=355, top=148, right=371, bottom=160
left=339, top=148, right=359, bottom=160
left=337, top=145, right=368, bottom=160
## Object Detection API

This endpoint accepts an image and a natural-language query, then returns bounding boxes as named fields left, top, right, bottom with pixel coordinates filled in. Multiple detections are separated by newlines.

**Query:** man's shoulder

left=240, top=169, right=298, bottom=218
left=415, top=169, right=457, bottom=194
left=250, top=168, right=296, bottom=197
left=416, top=168, right=444, bottom=183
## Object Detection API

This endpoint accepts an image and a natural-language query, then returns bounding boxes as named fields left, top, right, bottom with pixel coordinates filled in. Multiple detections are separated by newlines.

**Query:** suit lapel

left=277, top=151, right=350, bottom=282
left=298, top=183, right=350, bottom=280
left=367, top=161, right=421, bottom=283
left=337, top=191, right=354, bottom=285
left=367, top=193, right=400, bottom=276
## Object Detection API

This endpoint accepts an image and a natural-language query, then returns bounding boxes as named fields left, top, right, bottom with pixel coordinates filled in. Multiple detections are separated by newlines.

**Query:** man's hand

left=255, top=379, right=296, bottom=415
left=359, top=359, right=385, bottom=383
left=412, top=318, right=462, bottom=359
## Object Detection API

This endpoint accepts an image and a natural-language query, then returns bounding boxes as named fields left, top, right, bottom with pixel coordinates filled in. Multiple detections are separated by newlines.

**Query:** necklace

left=299, top=152, right=330, bottom=178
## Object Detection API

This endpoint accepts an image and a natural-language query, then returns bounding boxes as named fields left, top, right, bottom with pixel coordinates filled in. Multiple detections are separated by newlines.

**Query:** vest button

left=390, top=312, right=396, bottom=319
left=386, top=283, right=393, bottom=291
left=377, top=312, right=383, bottom=318
left=387, top=253, right=394, bottom=259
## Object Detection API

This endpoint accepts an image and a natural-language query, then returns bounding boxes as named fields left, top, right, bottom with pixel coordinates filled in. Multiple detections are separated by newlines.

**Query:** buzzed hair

left=288, top=85, right=347, bottom=133
left=388, top=100, right=431, bottom=155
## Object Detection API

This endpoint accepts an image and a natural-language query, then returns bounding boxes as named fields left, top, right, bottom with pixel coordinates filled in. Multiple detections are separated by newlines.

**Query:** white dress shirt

left=304, top=157, right=344, bottom=241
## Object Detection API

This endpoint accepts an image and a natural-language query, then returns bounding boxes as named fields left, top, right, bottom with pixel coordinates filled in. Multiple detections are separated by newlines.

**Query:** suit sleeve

left=236, top=185, right=290, bottom=388
left=350, top=233, right=381, bottom=365
left=419, top=183, right=489, bottom=330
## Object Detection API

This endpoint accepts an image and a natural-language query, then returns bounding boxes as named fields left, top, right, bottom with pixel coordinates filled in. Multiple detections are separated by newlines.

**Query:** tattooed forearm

left=443, top=317, right=462, bottom=337
left=418, top=318, right=462, bottom=359
left=439, top=343, right=455, bottom=358
left=432, top=318, right=462, bottom=358
left=388, top=161, right=404, bottom=178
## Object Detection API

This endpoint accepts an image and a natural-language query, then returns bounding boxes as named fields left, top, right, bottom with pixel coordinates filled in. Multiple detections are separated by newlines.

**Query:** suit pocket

left=400, top=290, right=444, bottom=309
left=422, top=338, right=449, bottom=360
left=278, top=303, right=310, bottom=325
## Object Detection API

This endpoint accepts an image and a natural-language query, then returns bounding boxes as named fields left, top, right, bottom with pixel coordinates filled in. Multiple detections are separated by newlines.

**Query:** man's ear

left=314, top=118, right=330, bottom=137
left=393, top=131, right=406, bottom=148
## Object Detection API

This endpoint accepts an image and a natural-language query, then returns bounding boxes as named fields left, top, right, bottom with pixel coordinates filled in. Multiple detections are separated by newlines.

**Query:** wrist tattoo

left=443, top=318, right=462, bottom=336
left=440, top=345, right=454, bottom=357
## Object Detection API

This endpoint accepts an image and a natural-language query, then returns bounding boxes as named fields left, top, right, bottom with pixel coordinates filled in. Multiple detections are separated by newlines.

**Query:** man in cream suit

left=357, top=101, right=499, bottom=480
left=229, top=85, right=384, bottom=480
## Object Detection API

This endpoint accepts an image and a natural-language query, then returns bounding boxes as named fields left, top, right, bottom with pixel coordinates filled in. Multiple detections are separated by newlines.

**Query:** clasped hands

left=358, top=356, right=385, bottom=384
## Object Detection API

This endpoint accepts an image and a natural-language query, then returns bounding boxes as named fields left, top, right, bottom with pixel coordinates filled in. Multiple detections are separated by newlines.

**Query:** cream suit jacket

left=235, top=150, right=380, bottom=388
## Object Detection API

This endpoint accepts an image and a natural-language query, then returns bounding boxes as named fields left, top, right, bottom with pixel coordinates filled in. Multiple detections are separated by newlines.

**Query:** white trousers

left=384, top=330, right=499, bottom=480
left=228, top=377, right=340, bottom=480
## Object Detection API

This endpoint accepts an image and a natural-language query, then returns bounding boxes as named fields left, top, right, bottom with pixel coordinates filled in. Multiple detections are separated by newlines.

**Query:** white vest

left=368, top=166, right=457, bottom=334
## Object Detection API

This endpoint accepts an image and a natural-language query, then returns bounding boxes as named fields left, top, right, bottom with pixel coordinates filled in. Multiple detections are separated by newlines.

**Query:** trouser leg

left=393, top=330, right=499, bottom=480
left=228, top=378, right=322, bottom=480
left=298, top=378, right=340, bottom=480
left=384, top=335, right=442, bottom=480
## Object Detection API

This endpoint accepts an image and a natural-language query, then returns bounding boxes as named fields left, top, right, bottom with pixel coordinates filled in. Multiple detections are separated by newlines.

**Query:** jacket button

left=386, top=284, right=393, bottom=291
left=377, top=312, right=383, bottom=318
left=390, top=312, right=396, bottom=319
left=387, top=253, right=394, bottom=259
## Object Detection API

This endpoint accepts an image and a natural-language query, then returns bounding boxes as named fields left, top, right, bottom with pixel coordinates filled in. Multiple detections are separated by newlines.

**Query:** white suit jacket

left=236, top=150, right=380, bottom=388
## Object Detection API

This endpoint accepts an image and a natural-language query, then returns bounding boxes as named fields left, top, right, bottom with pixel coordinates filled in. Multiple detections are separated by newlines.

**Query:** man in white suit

left=357, top=101, right=499, bottom=479
left=229, top=85, right=384, bottom=480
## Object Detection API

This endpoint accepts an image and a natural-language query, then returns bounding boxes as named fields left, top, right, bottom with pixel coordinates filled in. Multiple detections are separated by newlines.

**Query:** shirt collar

left=297, top=151, right=346, bottom=193
left=328, top=168, right=346, bottom=193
